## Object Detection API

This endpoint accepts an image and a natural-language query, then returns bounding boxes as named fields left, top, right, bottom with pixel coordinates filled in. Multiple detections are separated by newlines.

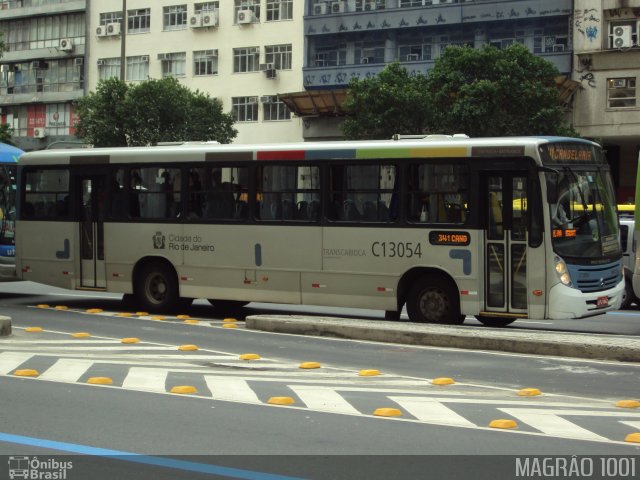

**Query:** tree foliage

left=342, top=45, right=576, bottom=139
left=74, top=77, right=237, bottom=147
left=426, top=44, right=575, bottom=137
left=341, top=62, right=431, bottom=140
left=0, top=34, right=12, bottom=146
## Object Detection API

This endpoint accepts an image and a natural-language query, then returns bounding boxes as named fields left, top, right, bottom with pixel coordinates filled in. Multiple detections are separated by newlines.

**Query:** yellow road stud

left=86, top=308, right=103, bottom=314
left=151, top=316, right=165, bottom=321
left=25, top=327, right=43, bottom=333
left=489, top=419, right=517, bottom=429
left=432, top=377, right=455, bottom=386
left=373, top=408, right=402, bottom=417
left=170, top=385, right=197, bottom=394
left=135, top=312, right=149, bottom=316
left=625, top=432, right=640, bottom=443
left=178, top=344, right=199, bottom=351
left=36, top=304, right=50, bottom=309
left=117, top=313, right=133, bottom=317
left=517, top=388, right=542, bottom=397
left=223, top=318, right=237, bottom=323
left=72, top=332, right=91, bottom=338
left=222, top=323, right=237, bottom=329
left=14, top=369, right=39, bottom=377
left=176, top=314, right=190, bottom=319
left=87, top=377, right=113, bottom=385
left=54, top=306, right=68, bottom=310
left=268, top=397, right=295, bottom=405
left=359, top=369, right=381, bottom=376
left=240, top=353, right=260, bottom=360
left=616, top=400, right=640, bottom=408
left=299, top=362, right=321, bottom=369
left=121, top=338, right=140, bottom=344
left=183, top=319, right=199, bottom=324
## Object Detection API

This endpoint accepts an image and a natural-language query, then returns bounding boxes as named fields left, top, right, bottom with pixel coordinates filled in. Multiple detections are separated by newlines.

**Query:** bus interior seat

left=363, top=201, right=377, bottom=221
left=234, top=200, right=248, bottom=220
left=282, top=199, right=294, bottom=220
left=307, top=200, right=319, bottom=221
left=377, top=201, right=389, bottom=221
left=295, top=201, right=308, bottom=220
left=343, top=200, right=361, bottom=221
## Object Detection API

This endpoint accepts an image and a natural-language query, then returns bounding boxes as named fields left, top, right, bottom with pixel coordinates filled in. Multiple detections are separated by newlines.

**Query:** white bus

left=16, top=136, right=623, bottom=327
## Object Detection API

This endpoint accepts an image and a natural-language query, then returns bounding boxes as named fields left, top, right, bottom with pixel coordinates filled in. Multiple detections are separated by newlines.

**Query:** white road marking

left=38, top=358, right=94, bottom=382
left=387, top=396, right=476, bottom=427
left=289, top=385, right=361, bottom=415
left=0, top=352, right=34, bottom=375
left=204, top=376, right=261, bottom=403
left=619, top=420, right=640, bottom=430
left=122, top=367, right=168, bottom=393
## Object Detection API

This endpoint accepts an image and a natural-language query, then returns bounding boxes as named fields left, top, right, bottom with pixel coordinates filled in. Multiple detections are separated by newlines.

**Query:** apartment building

left=298, top=0, right=574, bottom=138
left=572, top=0, right=640, bottom=203
left=0, top=0, right=304, bottom=149
left=0, top=0, right=86, bottom=151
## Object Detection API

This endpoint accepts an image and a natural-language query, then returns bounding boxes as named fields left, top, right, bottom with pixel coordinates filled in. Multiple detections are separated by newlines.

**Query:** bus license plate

left=596, top=296, right=608, bottom=307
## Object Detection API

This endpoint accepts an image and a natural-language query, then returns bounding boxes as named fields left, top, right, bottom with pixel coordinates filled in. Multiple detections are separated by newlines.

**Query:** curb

left=245, top=315, right=640, bottom=363
left=0, top=316, right=12, bottom=337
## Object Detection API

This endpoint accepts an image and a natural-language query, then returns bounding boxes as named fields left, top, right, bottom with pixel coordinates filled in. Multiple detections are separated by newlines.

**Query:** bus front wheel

left=136, top=262, right=179, bottom=313
left=406, top=276, right=464, bottom=325
left=475, top=316, right=516, bottom=327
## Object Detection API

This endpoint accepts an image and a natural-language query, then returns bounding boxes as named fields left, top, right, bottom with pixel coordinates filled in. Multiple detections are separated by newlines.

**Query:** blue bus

left=0, top=143, right=22, bottom=281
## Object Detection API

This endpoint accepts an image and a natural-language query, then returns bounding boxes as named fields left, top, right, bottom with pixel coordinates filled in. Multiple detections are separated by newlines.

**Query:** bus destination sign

left=429, top=231, right=470, bottom=246
left=540, top=143, right=601, bottom=165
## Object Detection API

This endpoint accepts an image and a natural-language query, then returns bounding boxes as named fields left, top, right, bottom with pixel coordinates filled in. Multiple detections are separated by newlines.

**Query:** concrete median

left=245, top=315, right=640, bottom=363
left=0, top=315, right=11, bottom=337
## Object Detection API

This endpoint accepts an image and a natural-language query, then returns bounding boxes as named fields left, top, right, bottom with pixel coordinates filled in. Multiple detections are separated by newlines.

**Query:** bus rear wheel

left=406, top=276, right=464, bottom=325
left=475, top=316, right=516, bottom=327
left=136, top=262, right=179, bottom=313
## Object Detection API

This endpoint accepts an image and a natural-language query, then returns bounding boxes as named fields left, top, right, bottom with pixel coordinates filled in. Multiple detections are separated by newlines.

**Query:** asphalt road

left=0, top=281, right=639, bottom=479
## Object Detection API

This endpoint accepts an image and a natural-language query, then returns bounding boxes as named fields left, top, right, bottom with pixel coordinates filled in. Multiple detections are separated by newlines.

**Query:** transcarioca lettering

left=323, top=248, right=367, bottom=257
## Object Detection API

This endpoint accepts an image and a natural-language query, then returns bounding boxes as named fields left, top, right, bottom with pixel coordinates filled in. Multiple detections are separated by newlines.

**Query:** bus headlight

left=554, top=256, right=572, bottom=287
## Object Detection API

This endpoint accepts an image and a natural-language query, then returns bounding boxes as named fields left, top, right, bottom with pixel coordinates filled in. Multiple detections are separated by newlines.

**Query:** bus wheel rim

left=419, top=289, right=447, bottom=321
left=147, top=274, right=167, bottom=303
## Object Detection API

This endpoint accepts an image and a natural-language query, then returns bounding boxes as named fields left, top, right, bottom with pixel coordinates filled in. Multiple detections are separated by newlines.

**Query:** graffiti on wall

left=575, top=8, right=600, bottom=42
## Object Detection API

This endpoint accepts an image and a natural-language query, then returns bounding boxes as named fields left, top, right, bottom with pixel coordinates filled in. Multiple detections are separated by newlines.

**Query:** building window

left=398, top=35, right=432, bottom=61
left=97, top=57, right=120, bottom=80
left=128, top=9, right=151, bottom=33
left=355, top=0, right=385, bottom=11
left=266, top=0, right=292, bottom=21
left=99, top=12, right=123, bottom=26
left=233, top=47, right=260, bottom=73
left=263, top=97, right=291, bottom=121
left=608, top=22, right=638, bottom=49
left=163, top=5, right=188, bottom=31
left=232, top=97, right=258, bottom=122
left=126, top=56, right=149, bottom=81
left=195, top=1, right=219, bottom=13
left=159, top=52, right=186, bottom=77
left=193, top=50, right=218, bottom=76
left=234, top=0, right=260, bottom=23
left=355, top=41, right=385, bottom=65
left=265, top=44, right=292, bottom=70
left=399, top=0, right=422, bottom=6
left=607, top=77, right=636, bottom=108
left=313, top=42, right=347, bottom=67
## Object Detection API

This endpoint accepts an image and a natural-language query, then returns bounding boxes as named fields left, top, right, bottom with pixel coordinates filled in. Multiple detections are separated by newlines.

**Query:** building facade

left=572, top=0, right=640, bottom=203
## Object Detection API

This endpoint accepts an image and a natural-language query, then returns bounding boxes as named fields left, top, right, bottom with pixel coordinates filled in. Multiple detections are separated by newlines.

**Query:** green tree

left=74, top=77, right=237, bottom=147
left=342, top=62, right=431, bottom=139
left=426, top=44, right=576, bottom=137
left=0, top=33, right=13, bottom=145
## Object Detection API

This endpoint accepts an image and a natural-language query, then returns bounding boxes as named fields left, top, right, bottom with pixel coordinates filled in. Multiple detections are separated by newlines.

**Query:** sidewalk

left=245, top=315, right=640, bottom=362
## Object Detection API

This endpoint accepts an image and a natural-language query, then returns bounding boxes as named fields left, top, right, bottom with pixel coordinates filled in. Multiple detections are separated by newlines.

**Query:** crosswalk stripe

left=388, top=396, right=476, bottom=427
left=122, top=368, right=168, bottom=393
left=499, top=408, right=610, bottom=442
left=204, top=376, right=261, bottom=403
left=619, top=421, right=640, bottom=430
left=0, top=352, right=34, bottom=375
left=289, top=386, right=361, bottom=415
left=38, top=359, right=94, bottom=382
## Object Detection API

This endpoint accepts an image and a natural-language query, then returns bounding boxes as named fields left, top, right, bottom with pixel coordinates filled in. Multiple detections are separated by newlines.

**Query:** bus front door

left=77, top=175, right=106, bottom=289
left=483, top=173, right=528, bottom=318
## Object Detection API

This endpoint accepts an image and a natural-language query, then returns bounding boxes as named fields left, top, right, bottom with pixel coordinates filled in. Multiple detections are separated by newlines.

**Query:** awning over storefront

left=278, top=89, right=348, bottom=117
left=555, top=75, right=581, bottom=107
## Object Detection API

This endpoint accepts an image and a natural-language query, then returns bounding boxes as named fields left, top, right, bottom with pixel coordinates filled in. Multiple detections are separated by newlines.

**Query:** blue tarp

left=0, top=143, right=23, bottom=163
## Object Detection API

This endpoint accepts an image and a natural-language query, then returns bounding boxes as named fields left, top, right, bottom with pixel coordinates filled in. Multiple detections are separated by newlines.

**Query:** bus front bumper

left=547, top=279, right=624, bottom=319
left=0, top=256, right=17, bottom=282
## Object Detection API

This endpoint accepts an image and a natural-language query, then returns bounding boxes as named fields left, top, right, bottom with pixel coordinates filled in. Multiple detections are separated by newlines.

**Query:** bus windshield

left=546, top=167, right=620, bottom=260
left=0, top=164, right=17, bottom=247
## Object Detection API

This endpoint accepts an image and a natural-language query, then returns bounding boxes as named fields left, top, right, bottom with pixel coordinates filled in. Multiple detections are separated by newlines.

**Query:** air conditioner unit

left=265, top=68, right=277, bottom=79
left=406, top=53, right=420, bottom=61
left=158, top=53, right=169, bottom=61
left=612, top=25, right=633, bottom=48
left=260, top=95, right=277, bottom=103
left=612, top=78, right=628, bottom=88
left=33, top=128, right=47, bottom=139
left=237, top=9, right=254, bottom=24
left=361, top=57, right=374, bottom=64
left=190, top=14, right=203, bottom=27
left=259, top=62, right=274, bottom=71
left=247, top=97, right=258, bottom=104
left=364, top=0, right=375, bottom=11
left=314, top=3, right=328, bottom=14
left=96, top=25, right=107, bottom=37
left=73, top=57, right=84, bottom=66
left=59, top=38, right=73, bottom=51
left=0, top=65, right=9, bottom=73
left=97, top=59, right=105, bottom=66
left=141, top=55, right=150, bottom=63
left=332, top=1, right=345, bottom=13
left=106, top=22, right=121, bottom=36
left=202, top=11, right=218, bottom=27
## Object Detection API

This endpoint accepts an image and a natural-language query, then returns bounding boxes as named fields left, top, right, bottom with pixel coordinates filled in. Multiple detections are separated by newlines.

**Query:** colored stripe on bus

left=355, top=147, right=468, bottom=159
left=256, top=150, right=305, bottom=161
